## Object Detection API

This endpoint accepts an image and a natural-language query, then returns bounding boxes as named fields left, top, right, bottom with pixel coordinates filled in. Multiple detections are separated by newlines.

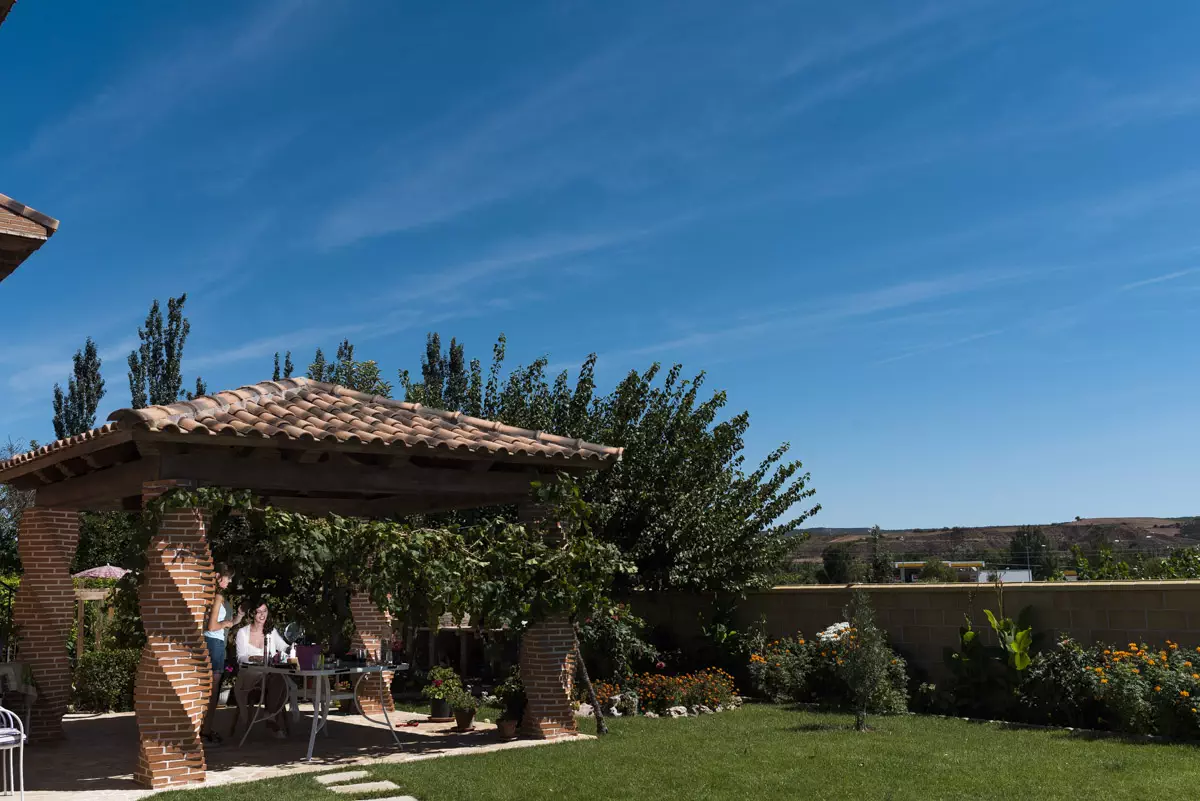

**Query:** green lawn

left=160, top=705, right=1200, bottom=800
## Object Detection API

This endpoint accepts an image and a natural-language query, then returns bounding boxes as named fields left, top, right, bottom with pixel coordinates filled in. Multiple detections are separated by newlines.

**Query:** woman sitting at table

left=234, top=604, right=294, bottom=738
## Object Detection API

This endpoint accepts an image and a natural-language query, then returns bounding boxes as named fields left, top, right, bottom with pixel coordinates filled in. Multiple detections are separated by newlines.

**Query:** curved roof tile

left=0, top=378, right=622, bottom=474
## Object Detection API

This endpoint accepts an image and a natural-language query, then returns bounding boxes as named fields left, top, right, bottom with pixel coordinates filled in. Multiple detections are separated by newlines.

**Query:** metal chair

left=0, top=703, right=25, bottom=799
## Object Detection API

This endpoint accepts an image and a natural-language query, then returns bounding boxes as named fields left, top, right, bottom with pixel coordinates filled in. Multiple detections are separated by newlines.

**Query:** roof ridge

left=0, top=191, right=59, bottom=233
left=321, top=382, right=622, bottom=456
left=107, top=378, right=313, bottom=427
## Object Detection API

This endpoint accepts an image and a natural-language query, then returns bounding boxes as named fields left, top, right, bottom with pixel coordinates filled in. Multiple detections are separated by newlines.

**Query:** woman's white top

left=204, top=600, right=231, bottom=642
left=234, top=625, right=292, bottom=663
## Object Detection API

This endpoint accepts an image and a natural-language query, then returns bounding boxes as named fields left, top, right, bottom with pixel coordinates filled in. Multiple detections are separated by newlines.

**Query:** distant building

left=977, top=568, right=1032, bottom=583
left=894, top=560, right=984, bottom=583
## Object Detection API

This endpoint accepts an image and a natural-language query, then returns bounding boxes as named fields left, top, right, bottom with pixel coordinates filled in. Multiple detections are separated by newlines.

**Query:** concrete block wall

left=634, top=581, right=1200, bottom=680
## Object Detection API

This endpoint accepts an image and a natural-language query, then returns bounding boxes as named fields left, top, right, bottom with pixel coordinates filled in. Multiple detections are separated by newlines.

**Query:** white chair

left=0, top=703, right=25, bottom=799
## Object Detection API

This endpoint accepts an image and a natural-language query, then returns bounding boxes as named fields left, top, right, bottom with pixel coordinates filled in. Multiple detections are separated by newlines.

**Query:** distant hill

left=789, top=517, right=1199, bottom=562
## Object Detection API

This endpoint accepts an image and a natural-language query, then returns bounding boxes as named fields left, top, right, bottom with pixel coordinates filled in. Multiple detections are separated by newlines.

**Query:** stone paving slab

left=315, top=770, right=372, bottom=785
left=328, top=779, right=401, bottom=794
left=26, top=710, right=591, bottom=800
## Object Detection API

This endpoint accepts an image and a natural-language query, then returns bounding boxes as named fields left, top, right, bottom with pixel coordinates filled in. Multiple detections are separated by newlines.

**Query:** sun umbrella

left=71, top=564, right=129, bottom=579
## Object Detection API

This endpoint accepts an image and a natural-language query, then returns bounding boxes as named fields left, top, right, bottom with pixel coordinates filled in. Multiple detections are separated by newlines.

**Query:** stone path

left=312, top=769, right=417, bottom=800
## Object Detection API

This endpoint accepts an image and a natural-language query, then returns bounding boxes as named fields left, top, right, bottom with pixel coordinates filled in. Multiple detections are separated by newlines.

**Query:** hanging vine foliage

left=115, top=475, right=633, bottom=648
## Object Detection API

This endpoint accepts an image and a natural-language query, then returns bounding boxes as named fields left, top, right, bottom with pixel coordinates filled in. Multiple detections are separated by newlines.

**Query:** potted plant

left=493, top=668, right=525, bottom=740
left=422, top=666, right=462, bottom=721
left=447, top=686, right=478, bottom=731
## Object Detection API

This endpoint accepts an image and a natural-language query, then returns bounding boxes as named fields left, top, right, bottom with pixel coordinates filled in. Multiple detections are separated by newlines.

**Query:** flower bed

left=1019, top=638, right=1200, bottom=739
left=582, top=668, right=740, bottom=716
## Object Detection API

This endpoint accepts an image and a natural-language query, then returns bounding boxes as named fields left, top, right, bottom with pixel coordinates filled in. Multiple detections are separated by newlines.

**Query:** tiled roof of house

left=0, top=192, right=59, bottom=283
left=0, top=193, right=58, bottom=236
left=0, top=378, right=622, bottom=474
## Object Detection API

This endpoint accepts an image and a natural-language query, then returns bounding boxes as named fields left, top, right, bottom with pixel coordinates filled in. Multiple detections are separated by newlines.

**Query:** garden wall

left=633, top=581, right=1200, bottom=679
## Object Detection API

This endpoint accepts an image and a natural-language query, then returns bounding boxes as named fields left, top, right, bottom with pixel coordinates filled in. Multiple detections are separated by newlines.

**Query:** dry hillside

left=791, top=517, right=1198, bottom=563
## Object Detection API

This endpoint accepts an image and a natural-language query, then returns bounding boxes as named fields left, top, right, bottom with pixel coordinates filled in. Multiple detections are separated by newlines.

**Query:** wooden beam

left=158, top=451, right=541, bottom=498
left=261, top=490, right=528, bottom=518
left=33, top=457, right=160, bottom=510
left=131, top=428, right=607, bottom=471
left=0, top=428, right=135, bottom=487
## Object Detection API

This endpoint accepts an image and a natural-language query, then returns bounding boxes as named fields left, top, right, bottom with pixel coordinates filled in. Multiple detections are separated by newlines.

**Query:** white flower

left=818, top=622, right=851, bottom=642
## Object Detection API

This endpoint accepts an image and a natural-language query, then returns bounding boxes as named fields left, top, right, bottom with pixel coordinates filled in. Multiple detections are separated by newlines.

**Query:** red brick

left=133, top=485, right=213, bottom=789
left=12, top=507, right=79, bottom=741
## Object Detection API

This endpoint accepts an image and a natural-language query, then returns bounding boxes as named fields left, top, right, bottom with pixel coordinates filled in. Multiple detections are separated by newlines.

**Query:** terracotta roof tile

left=0, top=378, right=622, bottom=475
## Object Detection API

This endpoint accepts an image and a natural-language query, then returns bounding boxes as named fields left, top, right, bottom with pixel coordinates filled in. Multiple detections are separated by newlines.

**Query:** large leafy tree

left=394, top=333, right=820, bottom=593
left=127, top=294, right=204, bottom=406
left=52, top=337, right=105, bottom=439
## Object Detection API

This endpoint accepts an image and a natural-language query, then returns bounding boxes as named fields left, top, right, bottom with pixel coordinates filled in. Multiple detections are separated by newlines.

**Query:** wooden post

left=459, top=631, right=469, bottom=677
left=428, top=628, right=437, bottom=669
left=76, top=597, right=86, bottom=659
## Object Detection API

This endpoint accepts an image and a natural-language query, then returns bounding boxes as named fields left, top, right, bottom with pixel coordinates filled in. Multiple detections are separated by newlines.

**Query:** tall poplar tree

left=52, top=337, right=106, bottom=438
left=127, top=294, right=202, bottom=407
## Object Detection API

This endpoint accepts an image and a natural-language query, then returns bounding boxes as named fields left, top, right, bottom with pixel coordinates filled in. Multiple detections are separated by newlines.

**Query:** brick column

left=133, top=481, right=214, bottom=789
left=518, top=502, right=578, bottom=739
left=349, top=593, right=395, bottom=715
left=519, top=616, right=577, bottom=738
left=12, top=508, right=79, bottom=741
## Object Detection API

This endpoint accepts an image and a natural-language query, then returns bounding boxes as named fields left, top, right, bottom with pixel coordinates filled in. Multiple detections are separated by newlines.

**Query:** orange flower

left=1101, top=679, right=1108, bottom=684
left=1180, top=691, right=1191, bottom=698
left=1154, top=686, right=1162, bottom=692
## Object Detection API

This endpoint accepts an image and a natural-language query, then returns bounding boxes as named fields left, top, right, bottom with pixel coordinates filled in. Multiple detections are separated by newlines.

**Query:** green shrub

left=1019, top=637, right=1102, bottom=728
left=73, top=649, right=140, bottom=712
left=748, top=620, right=907, bottom=716
left=579, top=603, right=657, bottom=681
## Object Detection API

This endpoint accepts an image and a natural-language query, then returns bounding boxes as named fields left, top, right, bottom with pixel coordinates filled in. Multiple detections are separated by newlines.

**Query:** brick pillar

left=133, top=481, right=214, bottom=789
left=518, top=502, right=578, bottom=739
left=349, top=593, right=395, bottom=715
left=519, top=616, right=577, bottom=738
left=12, top=508, right=79, bottom=741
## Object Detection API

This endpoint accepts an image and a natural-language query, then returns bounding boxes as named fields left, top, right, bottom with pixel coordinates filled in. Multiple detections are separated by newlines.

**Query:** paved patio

left=26, top=708, right=586, bottom=800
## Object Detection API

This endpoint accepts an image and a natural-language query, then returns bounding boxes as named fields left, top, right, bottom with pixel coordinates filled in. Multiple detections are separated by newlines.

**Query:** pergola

left=0, top=378, right=621, bottom=788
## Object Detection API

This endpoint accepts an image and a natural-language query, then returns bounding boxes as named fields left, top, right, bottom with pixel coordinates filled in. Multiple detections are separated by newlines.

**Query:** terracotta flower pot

left=496, top=719, right=518, bottom=739
left=454, top=708, right=476, bottom=730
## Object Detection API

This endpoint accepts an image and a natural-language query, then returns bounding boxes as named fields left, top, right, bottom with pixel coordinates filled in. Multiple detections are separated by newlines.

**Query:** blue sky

left=2, top=0, right=1199, bottom=528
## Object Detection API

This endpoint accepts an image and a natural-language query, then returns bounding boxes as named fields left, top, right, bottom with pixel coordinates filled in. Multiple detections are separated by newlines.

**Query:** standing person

left=201, top=566, right=243, bottom=745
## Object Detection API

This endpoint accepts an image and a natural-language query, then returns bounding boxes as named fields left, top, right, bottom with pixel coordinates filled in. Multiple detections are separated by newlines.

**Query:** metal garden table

left=237, top=663, right=404, bottom=760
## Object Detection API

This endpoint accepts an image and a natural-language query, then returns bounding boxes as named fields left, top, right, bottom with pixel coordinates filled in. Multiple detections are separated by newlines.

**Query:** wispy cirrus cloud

left=19, top=0, right=323, bottom=166
left=777, top=0, right=998, bottom=77
left=388, top=223, right=672, bottom=305
left=873, top=329, right=1005, bottom=365
left=1119, top=267, right=1200, bottom=292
